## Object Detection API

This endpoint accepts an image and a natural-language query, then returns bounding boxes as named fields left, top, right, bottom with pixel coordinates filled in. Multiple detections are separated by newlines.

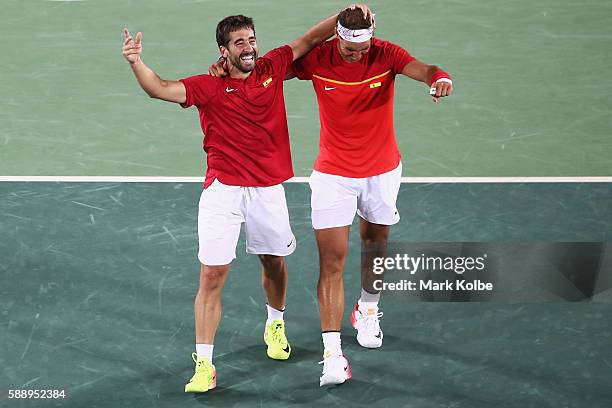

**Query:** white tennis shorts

left=197, top=179, right=296, bottom=266
left=309, top=163, right=402, bottom=230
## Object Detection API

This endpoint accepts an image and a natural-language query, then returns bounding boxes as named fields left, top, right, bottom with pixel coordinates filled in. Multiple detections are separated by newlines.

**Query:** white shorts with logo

left=309, top=163, right=402, bottom=230
left=197, top=179, right=296, bottom=266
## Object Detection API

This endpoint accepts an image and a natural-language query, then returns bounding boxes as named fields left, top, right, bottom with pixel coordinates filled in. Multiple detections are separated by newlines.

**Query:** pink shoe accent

left=343, top=355, right=352, bottom=380
left=210, top=367, right=217, bottom=389
left=350, top=303, right=359, bottom=329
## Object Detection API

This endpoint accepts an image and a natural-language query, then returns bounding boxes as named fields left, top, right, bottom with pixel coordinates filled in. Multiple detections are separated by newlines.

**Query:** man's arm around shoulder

left=288, top=4, right=373, bottom=61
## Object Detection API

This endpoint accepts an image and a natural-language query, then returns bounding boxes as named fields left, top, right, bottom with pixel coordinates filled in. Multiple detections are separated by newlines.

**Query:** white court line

left=0, top=176, right=611, bottom=183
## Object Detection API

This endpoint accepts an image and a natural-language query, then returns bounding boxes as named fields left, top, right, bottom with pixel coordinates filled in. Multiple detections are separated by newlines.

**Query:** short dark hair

left=216, top=15, right=255, bottom=48
left=338, top=8, right=372, bottom=30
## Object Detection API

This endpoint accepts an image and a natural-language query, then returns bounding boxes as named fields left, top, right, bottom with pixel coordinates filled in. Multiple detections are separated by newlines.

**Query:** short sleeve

left=262, top=45, right=294, bottom=78
left=291, top=46, right=319, bottom=80
left=179, top=74, right=217, bottom=108
left=383, top=41, right=416, bottom=74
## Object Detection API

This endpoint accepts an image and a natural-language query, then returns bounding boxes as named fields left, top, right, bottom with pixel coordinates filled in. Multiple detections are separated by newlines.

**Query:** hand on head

left=348, top=4, right=375, bottom=26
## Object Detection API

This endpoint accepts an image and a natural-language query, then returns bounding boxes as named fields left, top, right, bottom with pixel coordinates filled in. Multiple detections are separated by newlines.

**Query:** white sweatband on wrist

left=434, top=78, right=453, bottom=85
left=429, top=78, right=453, bottom=95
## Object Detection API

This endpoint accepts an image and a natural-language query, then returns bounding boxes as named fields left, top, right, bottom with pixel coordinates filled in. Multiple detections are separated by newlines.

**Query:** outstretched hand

left=122, top=28, right=142, bottom=64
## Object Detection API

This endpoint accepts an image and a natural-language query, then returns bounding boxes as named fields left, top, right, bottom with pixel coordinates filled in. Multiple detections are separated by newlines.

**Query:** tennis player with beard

left=122, top=5, right=372, bottom=393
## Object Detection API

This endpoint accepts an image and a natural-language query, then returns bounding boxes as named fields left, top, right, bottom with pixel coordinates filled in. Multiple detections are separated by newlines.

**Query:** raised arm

left=288, top=4, right=373, bottom=61
left=207, top=5, right=373, bottom=77
left=122, top=28, right=186, bottom=104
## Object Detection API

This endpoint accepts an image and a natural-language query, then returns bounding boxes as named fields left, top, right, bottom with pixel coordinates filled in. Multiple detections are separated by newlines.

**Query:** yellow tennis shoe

left=185, top=353, right=216, bottom=393
left=263, top=320, right=291, bottom=360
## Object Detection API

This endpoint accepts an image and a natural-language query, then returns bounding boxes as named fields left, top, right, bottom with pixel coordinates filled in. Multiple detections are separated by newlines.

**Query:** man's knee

left=360, top=220, right=390, bottom=244
left=362, top=237, right=389, bottom=260
left=258, top=255, right=285, bottom=273
left=361, top=227, right=390, bottom=256
left=199, top=264, right=229, bottom=293
left=315, top=226, right=350, bottom=277
left=319, top=247, right=348, bottom=276
left=362, top=236, right=389, bottom=247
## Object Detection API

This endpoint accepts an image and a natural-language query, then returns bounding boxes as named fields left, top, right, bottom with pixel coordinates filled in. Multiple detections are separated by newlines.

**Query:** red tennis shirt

left=180, top=45, right=294, bottom=188
left=292, top=38, right=414, bottom=178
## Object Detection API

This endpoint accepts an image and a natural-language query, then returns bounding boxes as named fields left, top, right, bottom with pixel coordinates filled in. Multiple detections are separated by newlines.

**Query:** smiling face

left=336, top=35, right=371, bottom=63
left=221, top=28, right=258, bottom=74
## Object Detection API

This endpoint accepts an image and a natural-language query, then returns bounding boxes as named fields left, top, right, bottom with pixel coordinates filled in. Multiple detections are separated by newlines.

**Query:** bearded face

left=223, top=28, right=258, bottom=73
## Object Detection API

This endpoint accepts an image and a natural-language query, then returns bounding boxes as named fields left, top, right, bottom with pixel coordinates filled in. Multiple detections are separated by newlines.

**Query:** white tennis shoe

left=351, top=302, right=383, bottom=348
left=319, top=352, right=352, bottom=386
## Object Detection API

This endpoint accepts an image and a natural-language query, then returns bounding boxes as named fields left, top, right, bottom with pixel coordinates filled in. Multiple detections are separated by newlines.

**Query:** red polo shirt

left=180, top=45, right=294, bottom=188
left=292, top=38, right=414, bottom=178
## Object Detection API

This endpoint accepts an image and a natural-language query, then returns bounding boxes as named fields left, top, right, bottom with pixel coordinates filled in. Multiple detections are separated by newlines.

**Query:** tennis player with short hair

left=290, top=7, right=454, bottom=386
left=122, top=5, right=373, bottom=393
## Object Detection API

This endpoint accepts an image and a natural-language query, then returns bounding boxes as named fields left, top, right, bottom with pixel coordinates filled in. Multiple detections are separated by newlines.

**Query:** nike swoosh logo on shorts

left=324, top=86, right=335, bottom=91
left=226, top=87, right=236, bottom=92
left=287, top=239, right=293, bottom=248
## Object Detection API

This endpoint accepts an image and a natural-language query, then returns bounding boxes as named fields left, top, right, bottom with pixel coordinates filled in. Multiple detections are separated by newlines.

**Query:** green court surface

left=1, top=182, right=611, bottom=407
left=2, top=0, right=612, bottom=406
left=1, top=0, right=611, bottom=176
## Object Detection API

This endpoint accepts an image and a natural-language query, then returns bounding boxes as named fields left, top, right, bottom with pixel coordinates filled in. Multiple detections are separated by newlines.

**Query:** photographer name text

left=374, top=279, right=493, bottom=291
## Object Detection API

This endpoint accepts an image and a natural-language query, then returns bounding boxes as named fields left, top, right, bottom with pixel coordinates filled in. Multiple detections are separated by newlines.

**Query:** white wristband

left=429, top=78, right=453, bottom=95
left=434, top=78, right=453, bottom=85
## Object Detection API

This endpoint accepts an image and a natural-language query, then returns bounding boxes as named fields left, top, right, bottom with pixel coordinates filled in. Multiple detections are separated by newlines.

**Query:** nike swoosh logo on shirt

left=324, top=86, right=336, bottom=91
left=226, top=87, right=236, bottom=92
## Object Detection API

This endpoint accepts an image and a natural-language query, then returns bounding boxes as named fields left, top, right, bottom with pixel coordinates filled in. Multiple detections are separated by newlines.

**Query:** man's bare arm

left=288, top=4, right=373, bottom=61
left=122, top=28, right=186, bottom=104
left=401, top=59, right=453, bottom=101
left=208, top=4, right=373, bottom=77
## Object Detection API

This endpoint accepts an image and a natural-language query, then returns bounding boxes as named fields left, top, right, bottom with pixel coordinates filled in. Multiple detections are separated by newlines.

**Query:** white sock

left=360, top=288, right=380, bottom=304
left=322, top=331, right=342, bottom=356
left=266, top=304, right=284, bottom=325
left=196, top=344, right=214, bottom=363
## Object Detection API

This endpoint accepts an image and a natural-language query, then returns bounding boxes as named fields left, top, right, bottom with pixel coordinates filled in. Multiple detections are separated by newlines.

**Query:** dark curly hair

left=338, top=8, right=372, bottom=30
left=216, top=15, right=255, bottom=48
